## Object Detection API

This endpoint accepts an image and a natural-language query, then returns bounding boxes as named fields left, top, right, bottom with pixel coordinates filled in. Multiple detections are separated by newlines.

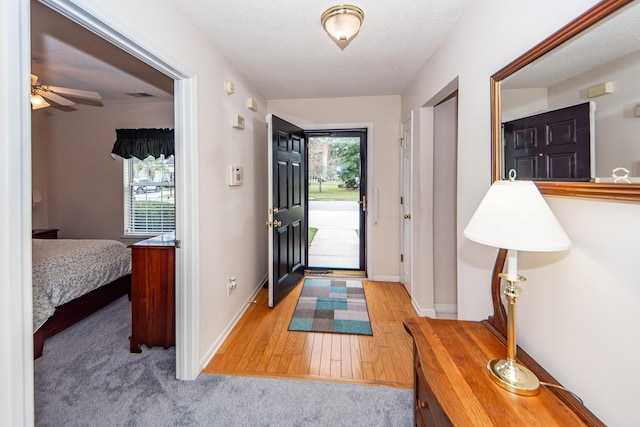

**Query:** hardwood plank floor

left=203, top=280, right=418, bottom=389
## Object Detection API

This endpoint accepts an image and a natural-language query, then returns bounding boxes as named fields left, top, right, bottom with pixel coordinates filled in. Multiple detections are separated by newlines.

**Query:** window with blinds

left=124, top=154, right=175, bottom=235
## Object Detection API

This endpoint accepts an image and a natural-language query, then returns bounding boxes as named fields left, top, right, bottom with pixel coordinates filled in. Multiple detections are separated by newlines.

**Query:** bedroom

left=29, top=0, right=177, bottom=358
left=3, top=0, right=640, bottom=426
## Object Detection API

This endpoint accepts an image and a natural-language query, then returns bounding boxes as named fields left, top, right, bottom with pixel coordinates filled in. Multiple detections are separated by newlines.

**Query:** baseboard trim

left=372, top=275, right=400, bottom=282
left=411, top=297, right=436, bottom=318
left=199, top=275, right=267, bottom=371
left=434, top=303, right=457, bottom=314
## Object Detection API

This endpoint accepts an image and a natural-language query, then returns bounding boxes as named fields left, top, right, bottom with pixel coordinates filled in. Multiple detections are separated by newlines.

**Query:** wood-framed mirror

left=491, top=0, right=640, bottom=201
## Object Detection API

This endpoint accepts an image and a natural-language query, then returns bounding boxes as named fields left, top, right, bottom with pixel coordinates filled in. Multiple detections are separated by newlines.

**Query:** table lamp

left=463, top=170, right=571, bottom=395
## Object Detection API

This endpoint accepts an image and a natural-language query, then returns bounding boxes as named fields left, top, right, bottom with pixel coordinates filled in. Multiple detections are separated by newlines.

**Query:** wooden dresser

left=404, top=249, right=604, bottom=426
left=129, top=232, right=176, bottom=353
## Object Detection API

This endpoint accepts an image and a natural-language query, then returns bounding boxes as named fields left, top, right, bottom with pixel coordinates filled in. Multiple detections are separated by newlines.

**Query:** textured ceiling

left=166, top=0, right=474, bottom=99
left=30, top=0, right=174, bottom=108
left=30, top=0, right=473, bottom=107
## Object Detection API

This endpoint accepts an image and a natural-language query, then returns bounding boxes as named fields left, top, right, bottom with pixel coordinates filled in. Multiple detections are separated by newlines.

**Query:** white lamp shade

left=464, top=180, right=571, bottom=252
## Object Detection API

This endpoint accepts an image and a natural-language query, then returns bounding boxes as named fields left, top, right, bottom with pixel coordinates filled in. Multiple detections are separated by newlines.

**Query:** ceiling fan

left=30, top=73, right=102, bottom=110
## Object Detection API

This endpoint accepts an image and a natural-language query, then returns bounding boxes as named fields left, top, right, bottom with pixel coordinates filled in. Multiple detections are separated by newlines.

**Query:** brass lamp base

left=487, top=358, right=540, bottom=396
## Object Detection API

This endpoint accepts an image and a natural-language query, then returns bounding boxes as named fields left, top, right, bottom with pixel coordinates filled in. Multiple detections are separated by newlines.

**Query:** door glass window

left=308, top=135, right=362, bottom=269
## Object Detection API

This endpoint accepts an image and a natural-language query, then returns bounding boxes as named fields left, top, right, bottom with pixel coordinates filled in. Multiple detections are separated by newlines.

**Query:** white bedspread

left=32, top=239, right=131, bottom=332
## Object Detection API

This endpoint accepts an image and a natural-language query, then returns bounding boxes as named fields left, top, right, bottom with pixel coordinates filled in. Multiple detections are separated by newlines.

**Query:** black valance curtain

left=111, top=128, right=174, bottom=160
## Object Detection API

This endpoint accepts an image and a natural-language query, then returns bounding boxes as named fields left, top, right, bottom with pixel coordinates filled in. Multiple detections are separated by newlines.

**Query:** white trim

left=412, top=299, right=437, bottom=318
left=199, top=277, right=267, bottom=369
left=174, top=77, right=200, bottom=380
left=2, top=0, right=34, bottom=424
left=435, top=303, right=458, bottom=314
left=266, top=114, right=274, bottom=307
left=372, top=275, right=400, bottom=282
left=37, top=0, right=200, bottom=380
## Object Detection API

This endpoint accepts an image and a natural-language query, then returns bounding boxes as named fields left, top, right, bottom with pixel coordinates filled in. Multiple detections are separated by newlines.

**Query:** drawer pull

left=418, top=399, right=428, bottom=409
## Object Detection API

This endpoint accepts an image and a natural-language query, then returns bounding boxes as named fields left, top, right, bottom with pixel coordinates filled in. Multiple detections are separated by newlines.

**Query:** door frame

left=300, top=122, right=373, bottom=277
left=305, top=128, right=367, bottom=272
left=5, top=7, right=200, bottom=424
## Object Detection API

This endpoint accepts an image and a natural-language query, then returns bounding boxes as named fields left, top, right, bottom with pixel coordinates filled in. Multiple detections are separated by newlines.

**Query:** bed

left=32, top=239, right=132, bottom=358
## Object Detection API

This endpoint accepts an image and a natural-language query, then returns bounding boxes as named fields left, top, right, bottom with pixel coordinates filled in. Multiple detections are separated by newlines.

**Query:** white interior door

left=400, top=113, right=413, bottom=296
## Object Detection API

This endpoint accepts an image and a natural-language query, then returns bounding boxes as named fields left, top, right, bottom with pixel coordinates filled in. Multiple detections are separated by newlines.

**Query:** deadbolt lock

left=404, top=214, right=412, bottom=219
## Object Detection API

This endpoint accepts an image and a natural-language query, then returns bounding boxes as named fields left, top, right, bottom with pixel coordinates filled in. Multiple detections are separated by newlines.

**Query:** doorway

left=29, top=0, right=199, bottom=380
left=433, top=92, right=458, bottom=316
left=400, top=113, right=413, bottom=296
left=306, top=129, right=367, bottom=273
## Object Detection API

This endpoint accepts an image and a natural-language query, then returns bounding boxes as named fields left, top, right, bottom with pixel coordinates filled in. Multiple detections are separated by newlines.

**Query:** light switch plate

left=232, top=114, right=245, bottom=129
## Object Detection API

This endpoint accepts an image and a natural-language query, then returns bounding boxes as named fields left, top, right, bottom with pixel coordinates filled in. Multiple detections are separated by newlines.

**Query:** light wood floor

left=203, top=280, right=418, bottom=389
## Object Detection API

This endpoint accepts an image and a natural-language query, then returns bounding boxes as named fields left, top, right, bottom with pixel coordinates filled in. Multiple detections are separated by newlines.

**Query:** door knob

left=404, top=214, right=411, bottom=219
left=273, top=220, right=282, bottom=227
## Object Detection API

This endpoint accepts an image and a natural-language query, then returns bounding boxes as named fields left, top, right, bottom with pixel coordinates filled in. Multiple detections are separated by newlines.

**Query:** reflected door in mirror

left=503, top=102, right=593, bottom=181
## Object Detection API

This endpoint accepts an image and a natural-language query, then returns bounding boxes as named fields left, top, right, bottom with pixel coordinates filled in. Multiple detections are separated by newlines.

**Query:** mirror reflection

left=500, top=0, right=640, bottom=183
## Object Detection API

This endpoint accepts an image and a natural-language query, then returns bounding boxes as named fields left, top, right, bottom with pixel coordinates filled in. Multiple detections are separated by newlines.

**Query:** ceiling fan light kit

left=30, top=92, right=50, bottom=110
left=321, top=4, right=364, bottom=50
left=29, top=73, right=102, bottom=110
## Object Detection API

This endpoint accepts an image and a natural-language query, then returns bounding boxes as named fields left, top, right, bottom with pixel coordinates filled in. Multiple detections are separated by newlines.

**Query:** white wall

left=548, top=50, right=640, bottom=177
left=32, top=102, right=174, bottom=241
left=268, top=96, right=401, bottom=280
left=402, top=0, right=640, bottom=425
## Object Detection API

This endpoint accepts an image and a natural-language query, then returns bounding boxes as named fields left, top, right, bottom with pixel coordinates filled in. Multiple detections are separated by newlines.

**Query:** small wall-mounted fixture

left=229, top=166, right=243, bottom=186
left=224, top=80, right=235, bottom=95
left=32, top=189, right=43, bottom=207
left=232, top=114, right=245, bottom=129
left=247, top=98, right=258, bottom=112
left=587, top=81, right=613, bottom=98
left=321, top=4, right=364, bottom=50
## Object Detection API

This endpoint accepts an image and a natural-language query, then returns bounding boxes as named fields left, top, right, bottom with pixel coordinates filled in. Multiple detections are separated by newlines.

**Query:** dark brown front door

left=267, top=115, right=306, bottom=307
left=503, top=102, right=593, bottom=181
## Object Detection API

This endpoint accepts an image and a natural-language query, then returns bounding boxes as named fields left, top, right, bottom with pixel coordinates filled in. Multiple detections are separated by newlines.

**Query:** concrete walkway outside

left=308, top=200, right=360, bottom=269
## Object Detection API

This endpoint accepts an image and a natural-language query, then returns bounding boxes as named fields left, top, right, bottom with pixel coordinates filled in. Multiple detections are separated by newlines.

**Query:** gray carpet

left=34, top=295, right=413, bottom=426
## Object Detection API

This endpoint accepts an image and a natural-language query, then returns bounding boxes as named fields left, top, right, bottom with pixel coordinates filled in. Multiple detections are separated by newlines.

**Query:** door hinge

left=400, top=254, right=404, bottom=262
left=400, top=196, right=404, bottom=205
left=175, top=239, right=181, bottom=249
left=399, top=137, right=405, bottom=147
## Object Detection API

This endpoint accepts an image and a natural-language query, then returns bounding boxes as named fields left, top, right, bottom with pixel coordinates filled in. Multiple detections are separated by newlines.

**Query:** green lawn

left=308, top=181, right=359, bottom=201
left=308, top=227, right=318, bottom=244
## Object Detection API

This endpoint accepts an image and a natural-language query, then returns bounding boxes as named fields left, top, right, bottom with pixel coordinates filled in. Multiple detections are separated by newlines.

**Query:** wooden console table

left=404, top=249, right=604, bottom=426
left=129, top=232, right=176, bottom=353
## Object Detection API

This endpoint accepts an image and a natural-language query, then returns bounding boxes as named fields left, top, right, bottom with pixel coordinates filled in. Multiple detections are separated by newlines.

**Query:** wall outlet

left=227, top=277, right=237, bottom=296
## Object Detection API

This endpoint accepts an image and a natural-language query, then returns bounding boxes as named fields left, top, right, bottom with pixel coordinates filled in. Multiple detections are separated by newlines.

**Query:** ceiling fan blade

left=39, top=90, right=75, bottom=106
left=47, top=85, right=102, bottom=100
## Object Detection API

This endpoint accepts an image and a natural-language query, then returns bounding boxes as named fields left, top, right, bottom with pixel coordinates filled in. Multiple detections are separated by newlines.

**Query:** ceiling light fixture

left=321, top=4, right=364, bottom=50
